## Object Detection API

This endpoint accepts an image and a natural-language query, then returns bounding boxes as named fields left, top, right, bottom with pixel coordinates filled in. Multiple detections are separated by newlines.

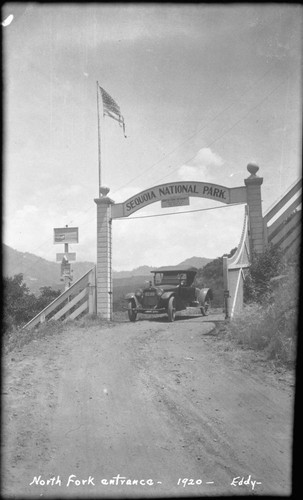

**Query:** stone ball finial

left=247, top=163, right=259, bottom=176
left=99, top=186, right=110, bottom=197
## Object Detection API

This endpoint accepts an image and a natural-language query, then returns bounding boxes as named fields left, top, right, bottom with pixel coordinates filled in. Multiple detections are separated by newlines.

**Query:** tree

left=3, top=275, right=62, bottom=331
left=36, top=286, right=61, bottom=311
left=3, top=273, right=37, bottom=328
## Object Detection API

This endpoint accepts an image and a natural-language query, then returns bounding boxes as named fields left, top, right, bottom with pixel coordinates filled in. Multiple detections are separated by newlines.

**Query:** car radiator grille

left=143, top=292, right=158, bottom=308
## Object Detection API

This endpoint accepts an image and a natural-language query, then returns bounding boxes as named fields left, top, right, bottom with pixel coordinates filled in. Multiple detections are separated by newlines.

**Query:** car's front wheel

left=201, top=299, right=211, bottom=316
left=128, top=300, right=137, bottom=322
left=167, top=296, right=176, bottom=322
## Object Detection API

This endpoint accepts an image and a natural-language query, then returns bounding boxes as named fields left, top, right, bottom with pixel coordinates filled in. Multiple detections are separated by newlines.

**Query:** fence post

left=263, top=218, right=268, bottom=247
left=222, top=256, right=230, bottom=319
left=88, top=268, right=97, bottom=314
left=244, top=163, right=264, bottom=254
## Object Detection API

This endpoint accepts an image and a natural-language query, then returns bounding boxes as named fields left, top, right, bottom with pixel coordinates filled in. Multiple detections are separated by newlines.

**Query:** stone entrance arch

left=94, top=164, right=264, bottom=319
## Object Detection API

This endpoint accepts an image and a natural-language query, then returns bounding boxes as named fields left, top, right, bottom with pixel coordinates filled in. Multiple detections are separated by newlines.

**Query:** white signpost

left=54, top=226, right=79, bottom=291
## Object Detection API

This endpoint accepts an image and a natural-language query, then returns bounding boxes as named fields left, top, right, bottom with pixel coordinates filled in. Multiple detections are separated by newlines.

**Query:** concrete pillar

left=94, top=191, right=114, bottom=320
left=244, top=163, right=264, bottom=254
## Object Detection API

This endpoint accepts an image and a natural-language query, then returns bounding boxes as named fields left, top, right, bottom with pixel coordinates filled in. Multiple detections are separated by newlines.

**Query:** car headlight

left=156, top=288, right=163, bottom=296
left=135, top=289, right=143, bottom=298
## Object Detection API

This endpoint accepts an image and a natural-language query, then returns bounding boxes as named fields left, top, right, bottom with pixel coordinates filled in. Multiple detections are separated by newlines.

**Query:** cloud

left=111, top=185, right=145, bottom=204
left=178, top=165, right=207, bottom=181
left=177, top=147, right=224, bottom=181
left=189, top=148, right=224, bottom=168
left=15, top=204, right=39, bottom=217
left=61, top=184, right=84, bottom=197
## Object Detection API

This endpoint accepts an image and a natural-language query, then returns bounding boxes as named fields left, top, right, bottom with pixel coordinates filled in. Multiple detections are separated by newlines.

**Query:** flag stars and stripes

left=98, top=85, right=127, bottom=138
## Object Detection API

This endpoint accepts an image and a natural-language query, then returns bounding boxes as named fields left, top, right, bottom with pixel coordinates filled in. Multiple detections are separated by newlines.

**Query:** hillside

left=3, top=245, right=212, bottom=296
left=3, top=245, right=94, bottom=295
left=113, top=257, right=211, bottom=279
left=113, top=266, right=154, bottom=279
left=177, top=256, right=212, bottom=269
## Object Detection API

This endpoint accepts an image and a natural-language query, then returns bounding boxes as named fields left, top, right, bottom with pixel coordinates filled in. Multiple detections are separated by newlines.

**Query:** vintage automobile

left=125, top=265, right=213, bottom=322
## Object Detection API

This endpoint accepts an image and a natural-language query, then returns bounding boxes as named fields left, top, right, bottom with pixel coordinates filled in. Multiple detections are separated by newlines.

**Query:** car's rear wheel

left=201, top=299, right=211, bottom=316
left=128, top=300, right=137, bottom=322
left=167, top=296, right=176, bottom=322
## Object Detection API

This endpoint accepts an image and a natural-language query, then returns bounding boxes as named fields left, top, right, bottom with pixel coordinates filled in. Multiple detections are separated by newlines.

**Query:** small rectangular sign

left=161, top=197, right=190, bottom=208
left=61, top=262, right=71, bottom=276
left=54, top=227, right=79, bottom=244
left=56, top=253, right=76, bottom=262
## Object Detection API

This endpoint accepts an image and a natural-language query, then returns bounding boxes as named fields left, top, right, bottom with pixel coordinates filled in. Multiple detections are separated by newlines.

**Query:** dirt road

left=3, top=314, right=294, bottom=497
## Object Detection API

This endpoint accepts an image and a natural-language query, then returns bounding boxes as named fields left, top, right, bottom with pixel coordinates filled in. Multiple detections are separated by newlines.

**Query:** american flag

left=99, top=85, right=126, bottom=137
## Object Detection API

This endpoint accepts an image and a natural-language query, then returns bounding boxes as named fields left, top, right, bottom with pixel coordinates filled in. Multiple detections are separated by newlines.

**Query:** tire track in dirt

left=127, top=318, right=293, bottom=494
left=2, top=334, right=69, bottom=492
left=3, top=317, right=293, bottom=497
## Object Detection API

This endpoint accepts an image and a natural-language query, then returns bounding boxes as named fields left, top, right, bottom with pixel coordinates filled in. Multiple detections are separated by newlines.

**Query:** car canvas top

left=151, top=265, right=198, bottom=274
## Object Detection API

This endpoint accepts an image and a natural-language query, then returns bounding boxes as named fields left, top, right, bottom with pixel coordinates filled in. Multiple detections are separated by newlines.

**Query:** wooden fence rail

left=22, top=267, right=96, bottom=330
left=263, top=179, right=301, bottom=258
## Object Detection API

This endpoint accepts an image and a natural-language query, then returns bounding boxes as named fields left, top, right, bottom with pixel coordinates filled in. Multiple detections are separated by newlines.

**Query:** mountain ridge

left=113, top=257, right=212, bottom=278
left=3, top=244, right=212, bottom=294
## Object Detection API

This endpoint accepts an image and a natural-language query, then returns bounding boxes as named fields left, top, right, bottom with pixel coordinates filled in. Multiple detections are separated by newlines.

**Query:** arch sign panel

left=111, top=181, right=247, bottom=219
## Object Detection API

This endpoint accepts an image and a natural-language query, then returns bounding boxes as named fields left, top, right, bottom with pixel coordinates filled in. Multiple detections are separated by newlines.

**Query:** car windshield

left=153, top=272, right=187, bottom=286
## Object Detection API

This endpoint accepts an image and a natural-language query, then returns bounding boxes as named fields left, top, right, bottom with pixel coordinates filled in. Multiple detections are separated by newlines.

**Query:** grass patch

left=68, top=314, right=116, bottom=329
left=3, top=313, right=120, bottom=353
left=3, top=320, right=66, bottom=354
left=225, top=272, right=298, bottom=367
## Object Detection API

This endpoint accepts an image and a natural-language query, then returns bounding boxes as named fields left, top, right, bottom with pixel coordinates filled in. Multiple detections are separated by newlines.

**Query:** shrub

left=227, top=267, right=298, bottom=367
left=244, top=245, right=285, bottom=303
left=35, top=286, right=61, bottom=311
left=3, top=275, right=62, bottom=331
left=3, top=274, right=37, bottom=328
left=3, top=320, right=65, bottom=354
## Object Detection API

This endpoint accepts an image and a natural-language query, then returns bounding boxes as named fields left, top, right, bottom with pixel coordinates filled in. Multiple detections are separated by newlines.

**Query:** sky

left=3, top=3, right=302, bottom=271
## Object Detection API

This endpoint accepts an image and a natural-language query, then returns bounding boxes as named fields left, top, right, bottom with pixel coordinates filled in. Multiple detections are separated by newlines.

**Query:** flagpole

left=96, top=81, right=102, bottom=193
